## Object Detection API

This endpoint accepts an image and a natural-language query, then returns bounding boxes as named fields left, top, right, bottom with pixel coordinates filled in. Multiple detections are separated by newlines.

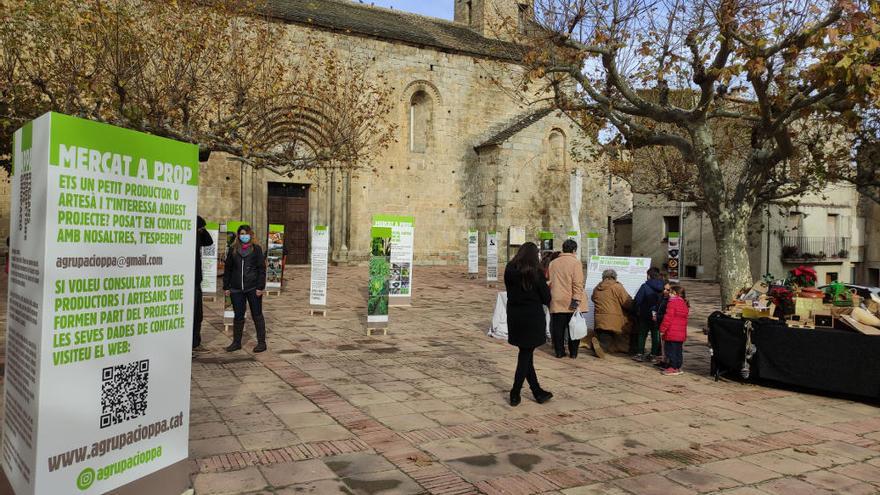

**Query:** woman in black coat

left=222, top=225, right=268, bottom=353
left=504, top=242, right=553, bottom=406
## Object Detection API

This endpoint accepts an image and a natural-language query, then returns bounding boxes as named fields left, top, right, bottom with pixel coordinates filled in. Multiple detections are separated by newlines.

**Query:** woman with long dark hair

left=223, top=225, right=268, bottom=353
left=504, top=242, right=553, bottom=406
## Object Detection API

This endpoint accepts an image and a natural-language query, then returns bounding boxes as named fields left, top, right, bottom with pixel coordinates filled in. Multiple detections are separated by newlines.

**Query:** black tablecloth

left=707, top=313, right=880, bottom=399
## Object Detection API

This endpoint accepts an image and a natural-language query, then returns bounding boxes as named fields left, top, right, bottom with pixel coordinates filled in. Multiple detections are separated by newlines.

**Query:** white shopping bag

left=569, top=311, right=588, bottom=340
left=488, top=292, right=509, bottom=339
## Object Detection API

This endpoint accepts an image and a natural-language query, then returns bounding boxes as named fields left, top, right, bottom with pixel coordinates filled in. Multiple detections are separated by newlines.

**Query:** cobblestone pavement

left=5, top=266, right=880, bottom=494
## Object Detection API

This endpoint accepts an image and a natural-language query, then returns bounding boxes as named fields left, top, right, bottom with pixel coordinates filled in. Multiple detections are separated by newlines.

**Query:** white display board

left=467, top=229, right=479, bottom=275
left=4, top=113, right=196, bottom=495
left=200, top=222, right=219, bottom=294
left=309, top=225, right=329, bottom=307
left=486, top=231, right=498, bottom=282
left=583, top=256, right=651, bottom=330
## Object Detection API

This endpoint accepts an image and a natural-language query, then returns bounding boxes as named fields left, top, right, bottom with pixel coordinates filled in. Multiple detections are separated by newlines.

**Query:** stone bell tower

left=453, top=0, right=534, bottom=40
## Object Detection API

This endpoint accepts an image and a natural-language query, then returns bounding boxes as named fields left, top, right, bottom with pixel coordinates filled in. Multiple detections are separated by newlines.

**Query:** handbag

left=569, top=311, right=588, bottom=340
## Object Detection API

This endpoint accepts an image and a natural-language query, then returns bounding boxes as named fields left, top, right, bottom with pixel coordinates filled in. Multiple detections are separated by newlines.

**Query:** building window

left=787, top=211, right=802, bottom=233
left=409, top=90, right=432, bottom=153
left=663, top=215, right=680, bottom=240
left=548, top=129, right=565, bottom=169
left=826, top=272, right=838, bottom=284
left=826, top=213, right=839, bottom=239
left=466, top=1, right=472, bottom=25
left=869, top=268, right=879, bottom=287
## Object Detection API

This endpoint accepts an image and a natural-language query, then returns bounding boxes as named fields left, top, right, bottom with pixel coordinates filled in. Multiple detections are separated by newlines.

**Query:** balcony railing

left=781, top=236, right=850, bottom=261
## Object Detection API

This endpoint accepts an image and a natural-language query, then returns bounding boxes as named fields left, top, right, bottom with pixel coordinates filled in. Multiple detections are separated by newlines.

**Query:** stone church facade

left=1, top=0, right=616, bottom=265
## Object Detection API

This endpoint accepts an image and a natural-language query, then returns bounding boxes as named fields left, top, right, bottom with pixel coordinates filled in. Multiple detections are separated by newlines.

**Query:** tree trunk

left=688, top=122, right=756, bottom=306
left=712, top=211, right=755, bottom=306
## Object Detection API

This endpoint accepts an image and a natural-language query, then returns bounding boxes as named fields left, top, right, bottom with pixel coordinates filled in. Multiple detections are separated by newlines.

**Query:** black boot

left=252, top=314, right=267, bottom=353
left=534, top=389, right=553, bottom=404
left=509, top=390, right=521, bottom=407
left=226, top=320, right=244, bottom=352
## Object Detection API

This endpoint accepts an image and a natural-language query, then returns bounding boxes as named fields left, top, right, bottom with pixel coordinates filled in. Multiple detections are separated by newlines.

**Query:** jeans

left=512, top=346, right=541, bottom=394
left=637, top=316, right=661, bottom=356
left=193, top=285, right=203, bottom=348
left=550, top=313, right=580, bottom=357
left=230, top=290, right=263, bottom=322
left=664, top=341, right=683, bottom=369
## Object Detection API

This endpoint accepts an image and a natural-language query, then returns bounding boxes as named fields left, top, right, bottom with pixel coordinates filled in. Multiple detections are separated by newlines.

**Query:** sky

left=363, top=1, right=454, bottom=19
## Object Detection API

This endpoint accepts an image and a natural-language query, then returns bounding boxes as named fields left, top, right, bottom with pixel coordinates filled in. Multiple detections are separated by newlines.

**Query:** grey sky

left=361, top=1, right=454, bottom=19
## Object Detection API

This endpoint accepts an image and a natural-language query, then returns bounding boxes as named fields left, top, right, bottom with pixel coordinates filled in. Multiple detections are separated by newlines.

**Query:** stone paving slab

left=1, top=266, right=879, bottom=494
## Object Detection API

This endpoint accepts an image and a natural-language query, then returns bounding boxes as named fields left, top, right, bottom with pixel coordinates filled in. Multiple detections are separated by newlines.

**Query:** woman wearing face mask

left=222, top=225, right=268, bottom=353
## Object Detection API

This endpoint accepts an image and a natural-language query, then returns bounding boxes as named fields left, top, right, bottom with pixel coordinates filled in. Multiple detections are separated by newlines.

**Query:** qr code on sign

left=100, top=360, right=149, bottom=429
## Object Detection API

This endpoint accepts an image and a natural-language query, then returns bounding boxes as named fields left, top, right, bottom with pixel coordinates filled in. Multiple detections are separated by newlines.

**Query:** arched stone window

left=409, top=91, right=432, bottom=153
left=548, top=129, right=566, bottom=169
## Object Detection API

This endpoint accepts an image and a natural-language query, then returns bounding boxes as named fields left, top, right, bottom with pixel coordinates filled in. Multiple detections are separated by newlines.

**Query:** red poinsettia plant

left=769, top=286, right=795, bottom=316
left=788, top=265, right=818, bottom=288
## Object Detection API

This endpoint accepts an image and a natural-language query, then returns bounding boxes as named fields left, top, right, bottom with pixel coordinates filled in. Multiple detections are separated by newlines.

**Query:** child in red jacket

left=659, top=286, right=689, bottom=376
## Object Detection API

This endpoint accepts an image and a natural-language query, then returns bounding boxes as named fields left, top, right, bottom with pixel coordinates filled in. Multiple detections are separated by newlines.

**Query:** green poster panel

left=367, top=227, right=392, bottom=325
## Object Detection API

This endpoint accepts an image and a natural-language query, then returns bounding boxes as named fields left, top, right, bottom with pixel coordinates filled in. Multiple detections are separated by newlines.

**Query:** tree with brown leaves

left=0, top=0, right=397, bottom=175
left=513, top=0, right=880, bottom=302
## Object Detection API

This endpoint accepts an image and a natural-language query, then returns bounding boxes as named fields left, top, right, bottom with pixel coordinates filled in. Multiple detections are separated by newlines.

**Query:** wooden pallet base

left=487, top=282, right=498, bottom=288
left=310, top=307, right=328, bottom=317
left=203, top=295, right=217, bottom=303
left=365, top=327, right=388, bottom=336
left=265, top=290, right=282, bottom=297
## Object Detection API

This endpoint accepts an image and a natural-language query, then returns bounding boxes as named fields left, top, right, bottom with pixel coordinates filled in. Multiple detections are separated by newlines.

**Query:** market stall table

left=707, top=312, right=880, bottom=399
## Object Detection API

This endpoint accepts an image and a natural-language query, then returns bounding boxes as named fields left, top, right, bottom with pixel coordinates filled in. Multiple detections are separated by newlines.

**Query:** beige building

left=622, top=184, right=871, bottom=285
left=195, top=0, right=613, bottom=265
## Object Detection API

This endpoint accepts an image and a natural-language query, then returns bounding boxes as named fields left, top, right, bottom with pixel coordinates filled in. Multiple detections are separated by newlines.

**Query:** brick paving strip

left=195, top=438, right=371, bottom=473
left=252, top=351, right=481, bottom=495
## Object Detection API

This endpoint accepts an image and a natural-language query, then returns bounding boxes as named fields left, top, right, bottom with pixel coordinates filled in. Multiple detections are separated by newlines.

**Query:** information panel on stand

left=201, top=222, right=219, bottom=295
left=266, top=224, right=285, bottom=290
left=3, top=112, right=197, bottom=495
left=667, top=232, right=681, bottom=283
left=372, top=215, right=414, bottom=305
left=310, top=225, right=329, bottom=307
left=486, top=231, right=498, bottom=282
left=467, top=229, right=479, bottom=275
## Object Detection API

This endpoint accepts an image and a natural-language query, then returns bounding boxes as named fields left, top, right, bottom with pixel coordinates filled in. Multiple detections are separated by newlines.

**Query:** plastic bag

left=569, top=311, right=588, bottom=340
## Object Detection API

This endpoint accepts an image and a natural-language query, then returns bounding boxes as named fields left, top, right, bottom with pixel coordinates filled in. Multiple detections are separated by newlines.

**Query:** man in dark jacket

left=193, top=216, right=214, bottom=350
left=632, top=267, right=665, bottom=361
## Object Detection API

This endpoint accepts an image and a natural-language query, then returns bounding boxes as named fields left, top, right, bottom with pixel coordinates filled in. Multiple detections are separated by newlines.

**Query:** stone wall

left=474, top=115, right=608, bottom=261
